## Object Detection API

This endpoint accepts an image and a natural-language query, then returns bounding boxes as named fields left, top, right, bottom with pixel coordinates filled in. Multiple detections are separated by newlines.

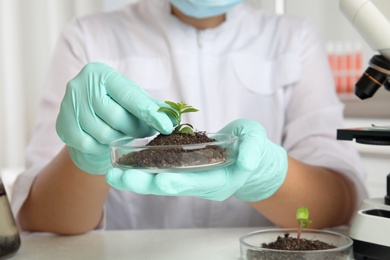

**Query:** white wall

left=262, top=0, right=376, bottom=64
left=0, top=0, right=103, bottom=191
left=103, top=0, right=139, bottom=11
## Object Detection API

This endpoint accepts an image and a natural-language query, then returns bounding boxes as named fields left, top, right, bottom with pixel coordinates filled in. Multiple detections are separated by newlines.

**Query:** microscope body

left=338, top=1, right=390, bottom=259
left=340, top=0, right=390, bottom=99
left=340, top=0, right=390, bottom=60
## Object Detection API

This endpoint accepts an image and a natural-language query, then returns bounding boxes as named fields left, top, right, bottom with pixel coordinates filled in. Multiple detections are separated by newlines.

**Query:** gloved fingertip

left=236, top=141, right=262, bottom=171
left=159, top=124, right=174, bottom=135
left=106, top=168, right=123, bottom=183
left=150, top=114, right=174, bottom=135
left=236, top=155, right=259, bottom=171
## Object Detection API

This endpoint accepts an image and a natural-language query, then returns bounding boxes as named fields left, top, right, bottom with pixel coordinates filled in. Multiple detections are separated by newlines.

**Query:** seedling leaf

left=158, top=101, right=199, bottom=135
left=164, top=101, right=181, bottom=112
left=182, top=107, right=199, bottom=114
left=178, top=126, right=195, bottom=135
left=157, top=107, right=180, bottom=121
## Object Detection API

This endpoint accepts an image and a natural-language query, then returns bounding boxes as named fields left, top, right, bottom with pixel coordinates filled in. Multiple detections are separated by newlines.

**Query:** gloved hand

left=56, top=62, right=173, bottom=174
left=106, top=119, right=288, bottom=202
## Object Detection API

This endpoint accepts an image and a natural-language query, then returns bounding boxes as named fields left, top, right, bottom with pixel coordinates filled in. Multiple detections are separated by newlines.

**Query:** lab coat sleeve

left=10, top=17, right=107, bottom=231
left=282, top=20, right=368, bottom=216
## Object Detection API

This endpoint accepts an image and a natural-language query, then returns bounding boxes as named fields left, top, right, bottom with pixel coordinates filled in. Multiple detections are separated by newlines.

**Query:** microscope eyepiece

left=355, top=55, right=390, bottom=99
left=355, top=67, right=385, bottom=99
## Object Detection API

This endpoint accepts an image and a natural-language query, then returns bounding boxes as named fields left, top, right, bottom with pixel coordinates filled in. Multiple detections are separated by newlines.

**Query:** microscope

left=337, top=0, right=390, bottom=259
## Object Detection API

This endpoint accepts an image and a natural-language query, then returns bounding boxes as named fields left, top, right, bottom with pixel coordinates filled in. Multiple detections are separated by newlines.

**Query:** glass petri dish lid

left=110, top=133, right=239, bottom=173
left=239, top=228, right=353, bottom=260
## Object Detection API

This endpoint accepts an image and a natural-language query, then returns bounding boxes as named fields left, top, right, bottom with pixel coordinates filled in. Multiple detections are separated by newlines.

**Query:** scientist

left=12, top=0, right=367, bottom=235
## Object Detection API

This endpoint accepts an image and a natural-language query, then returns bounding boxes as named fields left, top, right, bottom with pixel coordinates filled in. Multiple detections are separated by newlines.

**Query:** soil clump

left=261, top=232, right=336, bottom=251
left=247, top=233, right=337, bottom=260
left=118, top=132, right=227, bottom=168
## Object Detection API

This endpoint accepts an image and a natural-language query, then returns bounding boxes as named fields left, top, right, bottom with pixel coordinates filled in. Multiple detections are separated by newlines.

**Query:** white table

left=12, top=227, right=259, bottom=260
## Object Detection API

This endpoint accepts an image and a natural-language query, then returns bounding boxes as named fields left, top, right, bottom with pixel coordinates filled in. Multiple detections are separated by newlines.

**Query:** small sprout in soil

left=158, top=101, right=198, bottom=136
left=296, top=206, right=312, bottom=244
left=116, top=101, right=231, bottom=169
left=255, top=206, right=337, bottom=257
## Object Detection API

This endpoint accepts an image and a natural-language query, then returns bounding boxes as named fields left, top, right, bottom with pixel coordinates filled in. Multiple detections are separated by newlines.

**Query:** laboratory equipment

left=0, top=177, right=21, bottom=259
left=337, top=0, right=390, bottom=259
left=340, top=0, right=390, bottom=100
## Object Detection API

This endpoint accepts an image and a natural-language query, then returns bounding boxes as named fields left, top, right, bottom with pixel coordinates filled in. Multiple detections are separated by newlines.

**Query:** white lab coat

left=12, top=0, right=367, bottom=230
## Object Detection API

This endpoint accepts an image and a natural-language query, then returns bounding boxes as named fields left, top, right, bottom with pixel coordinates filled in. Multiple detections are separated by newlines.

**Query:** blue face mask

left=170, top=0, right=243, bottom=18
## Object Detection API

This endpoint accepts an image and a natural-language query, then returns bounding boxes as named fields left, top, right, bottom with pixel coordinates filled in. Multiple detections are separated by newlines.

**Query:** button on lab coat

left=12, top=0, right=367, bottom=230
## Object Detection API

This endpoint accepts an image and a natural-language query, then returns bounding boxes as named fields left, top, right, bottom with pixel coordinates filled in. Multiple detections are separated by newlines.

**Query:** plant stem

left=297, top=222, right=302, bottom=244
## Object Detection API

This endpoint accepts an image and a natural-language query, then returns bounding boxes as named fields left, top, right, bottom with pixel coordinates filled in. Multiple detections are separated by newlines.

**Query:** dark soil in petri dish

left=117, top=132, right=228, bottom=168
left=246, top=232, right=338, bottom=260
left=261, top=232, right=336, bottom=250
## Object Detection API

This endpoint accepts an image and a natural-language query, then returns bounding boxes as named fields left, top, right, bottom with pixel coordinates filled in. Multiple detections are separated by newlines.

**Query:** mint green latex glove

left=106, top=119, right=288, bottom=202
left=56, top=63, right=173, bottom=174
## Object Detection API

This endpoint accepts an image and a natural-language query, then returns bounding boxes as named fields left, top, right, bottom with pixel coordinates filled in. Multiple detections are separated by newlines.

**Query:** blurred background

left=0, top=0, right=389, bottom=198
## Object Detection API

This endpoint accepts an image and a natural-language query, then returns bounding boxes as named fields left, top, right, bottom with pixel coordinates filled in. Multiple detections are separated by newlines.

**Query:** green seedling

left=296, top=206, right=312, bottom=244
left=158, top=101, right=199, bottom=136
